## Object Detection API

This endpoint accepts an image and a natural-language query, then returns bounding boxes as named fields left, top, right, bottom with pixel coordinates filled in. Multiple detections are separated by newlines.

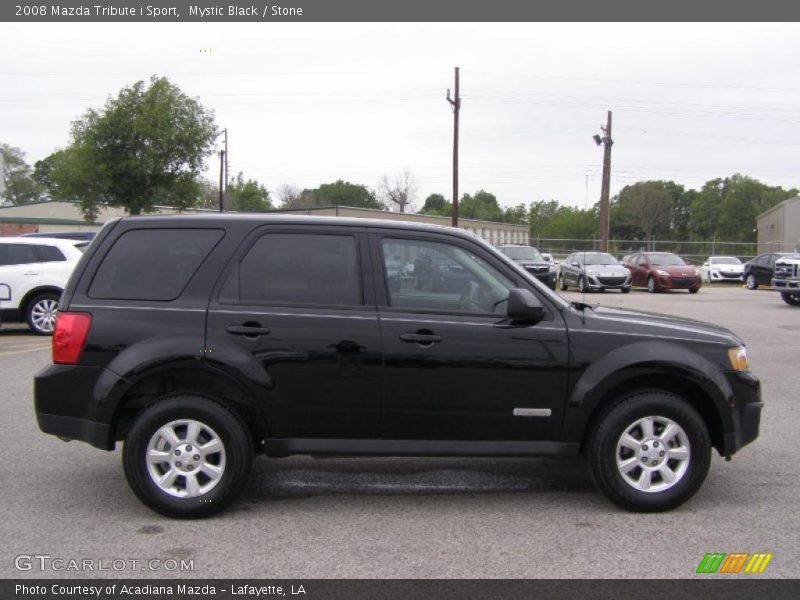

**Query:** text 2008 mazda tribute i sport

left=34, top=215, right=762, bottom=518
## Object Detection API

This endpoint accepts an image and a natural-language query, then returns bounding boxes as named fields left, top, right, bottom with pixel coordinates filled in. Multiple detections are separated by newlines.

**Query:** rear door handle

left=226, top=325, right=271, bottom=336
left=399, top=332, right=442, bottom=345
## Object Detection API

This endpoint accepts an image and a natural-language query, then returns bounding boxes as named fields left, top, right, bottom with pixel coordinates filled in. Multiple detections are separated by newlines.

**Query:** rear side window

left=89, top=229, right=224, bottom=301
left=0, top=244, right=39, bottom=266
left=221, top=233, right=362, bottom=306
left=35, top=245, right=67, bottom=262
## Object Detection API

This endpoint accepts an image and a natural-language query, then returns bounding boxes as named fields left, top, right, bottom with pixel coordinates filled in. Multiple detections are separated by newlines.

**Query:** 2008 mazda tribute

left=35, top=215, right=761, bottom=518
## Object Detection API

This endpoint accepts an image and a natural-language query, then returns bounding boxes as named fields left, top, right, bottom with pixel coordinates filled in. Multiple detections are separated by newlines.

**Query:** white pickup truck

left=772, top=256, right=800, bottom=306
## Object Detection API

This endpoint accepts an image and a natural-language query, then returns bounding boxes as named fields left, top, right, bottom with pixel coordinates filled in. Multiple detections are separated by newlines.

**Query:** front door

left=206, top=226, right=383, bottom=440
left=372, top=233, right=570, bottom=442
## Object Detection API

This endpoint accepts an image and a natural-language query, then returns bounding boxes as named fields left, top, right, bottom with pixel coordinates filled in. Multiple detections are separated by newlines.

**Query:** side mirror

left=507, top=288, right=546, bottom=322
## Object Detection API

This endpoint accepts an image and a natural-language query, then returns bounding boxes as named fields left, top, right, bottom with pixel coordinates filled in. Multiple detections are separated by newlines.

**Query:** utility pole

left=223, top=128, right=229, bottom=211
left=218, top=149, right=225, bottom=213
left=446, top=67, right=461, bottom=228
left=592, top=111, right=613, bottom=252
left=217, top=128, right=228, bottom=212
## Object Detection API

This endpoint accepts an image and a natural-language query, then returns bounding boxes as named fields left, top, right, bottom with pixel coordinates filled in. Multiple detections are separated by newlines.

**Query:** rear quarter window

left=88, top=228, right=224, bottom=301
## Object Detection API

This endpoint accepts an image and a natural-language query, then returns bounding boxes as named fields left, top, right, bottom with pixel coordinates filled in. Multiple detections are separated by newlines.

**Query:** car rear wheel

left=587, top=391, right=711, bottom=512
left=123, top=395, right=253, bottom=518
left=559, top=275, right=568, bottom=291
left=647, top=276, right=657, bottom=293
left=745, top=273, right=758, bottom=290
left=781, top=292, right=800, bottom=306
left=25, top=292, right=60, bottom=335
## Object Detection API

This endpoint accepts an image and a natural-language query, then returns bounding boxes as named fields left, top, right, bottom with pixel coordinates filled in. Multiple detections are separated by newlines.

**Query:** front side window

left=224, top=233, right=362, bottom=307
left=381, top=238, right=514, bottom=314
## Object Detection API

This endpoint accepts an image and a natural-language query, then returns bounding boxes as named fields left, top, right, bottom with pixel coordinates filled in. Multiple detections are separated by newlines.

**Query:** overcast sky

left=2, top=22, right=799, bottom=210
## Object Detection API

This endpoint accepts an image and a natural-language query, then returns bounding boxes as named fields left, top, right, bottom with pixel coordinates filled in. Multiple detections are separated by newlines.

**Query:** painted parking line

left=0, top=345, right=50, bottom=358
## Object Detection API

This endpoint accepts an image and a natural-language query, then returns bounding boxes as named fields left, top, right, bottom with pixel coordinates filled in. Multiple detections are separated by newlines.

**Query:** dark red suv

left=623, top=252, right=702, bottom=293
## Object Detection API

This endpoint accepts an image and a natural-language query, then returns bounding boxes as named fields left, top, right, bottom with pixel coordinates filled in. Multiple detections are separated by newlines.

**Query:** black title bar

left=3, top=0, right=800, bottom=22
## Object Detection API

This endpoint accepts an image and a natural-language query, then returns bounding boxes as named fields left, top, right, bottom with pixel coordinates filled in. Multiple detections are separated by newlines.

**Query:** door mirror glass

left=507, top=288, right=546, bottom=322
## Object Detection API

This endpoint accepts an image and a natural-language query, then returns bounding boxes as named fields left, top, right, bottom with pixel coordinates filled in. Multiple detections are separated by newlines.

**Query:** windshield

left=710, top=256, right=741, bottom=265
left=502, top=246, right=543, bottom=261
left=580, top=252, right=618, bottom=266
left=650, top=254, right=686, bottom=266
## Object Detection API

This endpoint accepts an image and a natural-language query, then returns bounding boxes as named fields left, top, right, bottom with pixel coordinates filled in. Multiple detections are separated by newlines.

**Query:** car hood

left=652, top=265, right=698, bottom=276
left=583, top=265, right=629, bottom=275
left=582, top=305, right=741, bottom=346
left=710, top=263, right=743, bottom=271
left=515, top=260, right=550, bottom=267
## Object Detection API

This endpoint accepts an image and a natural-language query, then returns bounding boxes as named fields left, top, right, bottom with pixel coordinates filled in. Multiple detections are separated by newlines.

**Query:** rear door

left=205, top=225, right=383, bottom=440
left=371, top=231, right=570, bottom=442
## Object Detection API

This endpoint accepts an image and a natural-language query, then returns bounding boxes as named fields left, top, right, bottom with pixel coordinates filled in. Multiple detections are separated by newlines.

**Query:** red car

left=623, top=252, right=702, bottom=293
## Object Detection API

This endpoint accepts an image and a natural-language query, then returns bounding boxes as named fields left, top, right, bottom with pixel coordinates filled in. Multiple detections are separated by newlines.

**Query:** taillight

left=53, top=312, right=92, bottom=365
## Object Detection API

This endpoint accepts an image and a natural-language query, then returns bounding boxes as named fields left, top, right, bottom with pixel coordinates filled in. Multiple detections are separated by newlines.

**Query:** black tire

left=587, top=391, right=711, bottom=512
left=25, top=291, right=60, bottom=335
left=621, top=287, right=631, bottom=294
left=689, top=287, right=700, bottom=294
left=781, top=292, right=800, bottom=306
left=579, top=276, right=589, bottom=293
left=123, top=395, right=253, bottom=518
left=647, top=276, right=657, bottom=293
left=745, top=273, right=758, bottom=290
left=559, top=275, right=568, bottom=291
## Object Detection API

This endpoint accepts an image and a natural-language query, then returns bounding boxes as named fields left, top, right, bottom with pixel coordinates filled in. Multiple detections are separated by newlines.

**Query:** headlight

left=656, top=269, right=670, bottom=276
left=727, top=346, right=749, bottom=371
left=549, top=265, right=556, bottom=272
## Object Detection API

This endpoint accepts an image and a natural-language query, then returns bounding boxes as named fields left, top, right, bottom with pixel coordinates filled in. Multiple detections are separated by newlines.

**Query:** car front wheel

left=559, top=275, right=568, bottom=291
left=123, top=395, right=253, bottom=518
left=647, top=276, right=657, bottom=293
left=745, top=273, right=758, bottom=290
left=781, top=292, right=800, bottom=306
left=588, top=391, right=711, bottom=512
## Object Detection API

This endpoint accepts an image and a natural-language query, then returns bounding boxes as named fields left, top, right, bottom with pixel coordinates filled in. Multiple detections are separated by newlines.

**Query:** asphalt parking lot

left=1, top=284, right=798, bottom=579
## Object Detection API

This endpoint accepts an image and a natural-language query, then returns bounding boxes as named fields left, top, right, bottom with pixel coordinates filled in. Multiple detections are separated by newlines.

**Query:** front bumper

left=526, top=269, right=557, bottom=288
left=34, top=363, right=117, bottom=450
left=721, top=369, right=762, bottom=457
left=584, top=273, right=631, bottom=290
left=655, top=275, right=702, bottom=290
left=772, top=278, right=800, bottom=291
left=710, top=270, right=743, bottom=282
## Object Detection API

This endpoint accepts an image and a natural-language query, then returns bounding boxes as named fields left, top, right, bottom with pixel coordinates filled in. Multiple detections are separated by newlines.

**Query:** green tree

left=502, top=203, right=528, bottom=225
left=1, top=143, right=42, bottom=205
left=48, top=76, right=218, bottom=220
left=615, top=181, right=674, bottom=242
left=312, top=179, right=385, bottom=209
left=459, top=190, right=502, bottom=221
left=228, top=172, right=272, bottom=212
left=419, top=193, right=451, bottom=216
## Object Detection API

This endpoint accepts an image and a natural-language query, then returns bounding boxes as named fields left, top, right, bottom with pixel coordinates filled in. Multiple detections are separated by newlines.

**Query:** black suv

left=497, top=245, right=557, bottom=290
left=35, top=215, right=762, bottom=518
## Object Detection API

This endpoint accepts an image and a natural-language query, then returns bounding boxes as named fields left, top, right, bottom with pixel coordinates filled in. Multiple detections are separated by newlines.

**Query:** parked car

left=771, top=256, right=800, bottom=306
left=35, top=215, right=761, bottom=517
left=743, top=252, right=800, bottom=290
left=0, top=237, right=86, bottom=334
left=699, top=256, right=744, bottom=283
left=623, top=252, right=702, bottom=294
left=22, top=231, right=96, bottom=242
left=559, top=251, right=631, bottom=293
left=497, top=245, right=557, bottom=289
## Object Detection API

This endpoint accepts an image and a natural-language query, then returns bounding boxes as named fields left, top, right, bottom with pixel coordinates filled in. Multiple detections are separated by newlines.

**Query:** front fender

left=562, top=340, right=734, bottom=442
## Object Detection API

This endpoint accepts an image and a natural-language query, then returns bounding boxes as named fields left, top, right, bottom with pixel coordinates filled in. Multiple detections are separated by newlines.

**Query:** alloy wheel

left=615, top=415, right=690, bottom=493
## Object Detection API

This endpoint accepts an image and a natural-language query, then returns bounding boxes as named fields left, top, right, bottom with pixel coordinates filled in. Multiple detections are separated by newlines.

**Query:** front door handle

left=226, top=324, right=271, bottom=336
left=399, top=332, right=442, bottom=345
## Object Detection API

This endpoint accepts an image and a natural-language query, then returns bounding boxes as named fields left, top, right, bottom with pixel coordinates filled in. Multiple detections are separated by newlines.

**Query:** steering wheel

left=458, top=280, right=482, bottom=311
